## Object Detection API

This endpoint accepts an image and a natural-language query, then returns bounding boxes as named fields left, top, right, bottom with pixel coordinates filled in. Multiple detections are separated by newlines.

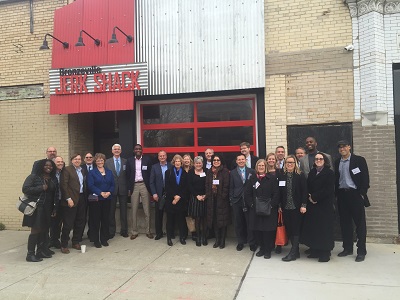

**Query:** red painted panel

left=50, top=0, right=135, bottom=114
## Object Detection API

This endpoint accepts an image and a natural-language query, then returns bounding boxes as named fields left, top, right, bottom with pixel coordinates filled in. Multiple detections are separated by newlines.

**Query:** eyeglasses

left=213, top=159, right=221, bottom=162
left=315, top=158, right=324, bottom=161
left=85, top=156, right=93, bottom=159
left=286, top=161, right=295, bottom=164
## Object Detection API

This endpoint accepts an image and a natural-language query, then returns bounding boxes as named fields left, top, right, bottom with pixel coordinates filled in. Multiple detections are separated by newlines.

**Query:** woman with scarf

left=245, top=159, right=279, bottom=259
left=301, top=152, right=335, bottom=262
left=22, top=159, right=59, bottom=262
left=164, top=154, right=189, bottom=246
left=205, top=154, right=230, bottom=249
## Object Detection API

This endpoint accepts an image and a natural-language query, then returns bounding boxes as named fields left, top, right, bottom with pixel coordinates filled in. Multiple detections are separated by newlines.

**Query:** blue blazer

left=150, top=162, right=172, bottom=197
left=87, top=167, right=115, bottom=200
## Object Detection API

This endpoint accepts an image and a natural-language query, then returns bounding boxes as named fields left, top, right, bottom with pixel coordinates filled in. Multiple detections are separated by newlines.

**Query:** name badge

left=200, top=172, right=206, bottom=177
left=213, top=179, right=219, bottom=185
left=279, top=181, right=286, bottom=187
left=254, top=181, right=260, bottom=189
left=351, top=167, right=360, bottom=175
left=123, top=165, right=126, bottom=171
left=142, top=166, right=148, bottom=171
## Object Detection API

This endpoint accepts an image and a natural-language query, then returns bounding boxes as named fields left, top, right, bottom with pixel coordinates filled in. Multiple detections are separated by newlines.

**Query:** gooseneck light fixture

left=39, top=34, right=69, bottom=50
left=109, top=26, right=133, bottom=44
left=75, top=30, right=101, bottom=47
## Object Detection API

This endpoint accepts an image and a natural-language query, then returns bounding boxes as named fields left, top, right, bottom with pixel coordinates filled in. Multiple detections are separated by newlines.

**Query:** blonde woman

left=277, top=154, right=308, bottom=261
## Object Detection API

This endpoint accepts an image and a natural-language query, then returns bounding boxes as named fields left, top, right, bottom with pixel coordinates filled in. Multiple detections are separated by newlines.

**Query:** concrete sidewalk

left=0, top=230, right=399, bottom=300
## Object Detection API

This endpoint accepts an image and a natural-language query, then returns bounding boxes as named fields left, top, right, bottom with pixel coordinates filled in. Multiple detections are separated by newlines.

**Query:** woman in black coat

left=277, top=155, right=308, bottom=262
left=301, top=152, right=335, bottom=262
left=22, top=159, right=59, bottom=262
left=205, top=154, right=230, bottom=249
left=245, top=159, right=279, bottom=259
left=165, top=154, right=189, bottom=246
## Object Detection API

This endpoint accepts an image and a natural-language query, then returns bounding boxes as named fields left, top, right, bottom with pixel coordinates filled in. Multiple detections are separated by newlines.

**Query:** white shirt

left=135, top=157, right=144, bottom=182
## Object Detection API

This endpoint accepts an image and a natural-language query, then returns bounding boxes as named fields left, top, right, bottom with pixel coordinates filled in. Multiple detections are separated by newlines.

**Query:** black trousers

left=337, top=189, right=367, bottom=255
left=61, top=194, right=86, bottom=248
left=50, top=206, right=63, bottom=243
left=232, top=201, right=255, bottom=245
left=109, top=194, right=128, bottom=235
left=166, top=211, right=186, bottom=239
left=255, top=230, right=275, bottom=252
left=154, top=200, right=164, bottom=236
left=89, top=200, right=111, bottom=243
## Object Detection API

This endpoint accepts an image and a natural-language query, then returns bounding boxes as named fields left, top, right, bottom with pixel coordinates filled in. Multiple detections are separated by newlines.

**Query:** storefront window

left=140, top=97, right=256, bottom=157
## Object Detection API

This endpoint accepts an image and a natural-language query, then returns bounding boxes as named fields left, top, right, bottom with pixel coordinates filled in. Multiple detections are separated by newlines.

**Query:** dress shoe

left=154, top=234, right=163, bottom=240
left=202, top=238, right=208, bottom=246
left=121, top=232, right=129, bottom=238
left=61, top=247, right=70, bottom=254
left=167, top=239, right=173, bottom=246
left=213, top=242, right=220, bottom=248
left=338, top=250, right=353, bottom=257
left=256, top=250, right=265, bottom=257
left=196, top=240, right=201, bottom=247
left=318, top=256, right=330, bottom=262
left=355, top=254, right=365, bottom=262
left=101, top=241, right=109, bottom=247
left=264, top=252, right=271, bottom=259
left=307, top=253, right=319, bottom=259
left=236, top=244, right=244, bottom=251
left=26, top=254, right=42, bottom=262
left=275, top=245, right=282, bottom=254
left=219, top=243, right=225, bottom=249
left=180, top=238, right=186, bottom=245
left=94, top=242, right=102, bottom=248
left=130, top=234, right=138, bottom=240
left=249, top=244, right=257, bottom=252
left=36, top=251, right=52, bottom=259
left=46, top=248, right=55, bottom=255
left=72, top=244, right=81, bottom=251
left=146, top=233, right=154, bottom=239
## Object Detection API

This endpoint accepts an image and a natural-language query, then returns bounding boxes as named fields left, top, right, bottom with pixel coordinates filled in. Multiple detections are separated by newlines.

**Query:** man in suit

left=299, top=137, right=333, bottom=177
left=335, top=140, right=370, bottom=262
left=81, top=152, right=95, bottom=241
left=60, top=153, right=87, bottom=254
left=275, top=146, right=286, bottom=169
left=203, top=148, right=214, bottom=170
left=231, top=142, right=259, bottom=170
left=105, top=144, right=129, bottom=238
left=126, top=144, right=154, bottom=240
left=230, top=153, right=257, bottom=251
left=150, top=150, right=171, bottom=240
left=82, top=152, right=95, bottom=173
left=32, top=146, right=57, bottom=173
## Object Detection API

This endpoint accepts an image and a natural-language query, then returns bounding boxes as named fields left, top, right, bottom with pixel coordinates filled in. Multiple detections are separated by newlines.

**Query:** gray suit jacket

left=105, top=157, right=128, bottom=196
left=300, top=152, right=333, bottom=178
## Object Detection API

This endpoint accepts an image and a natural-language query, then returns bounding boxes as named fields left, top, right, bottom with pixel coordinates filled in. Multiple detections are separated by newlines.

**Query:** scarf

left=174, top=167, right=182, bottom=185
left=211, top=166, right=221, bottom=194
left=316, top=166, right=324, bottom=175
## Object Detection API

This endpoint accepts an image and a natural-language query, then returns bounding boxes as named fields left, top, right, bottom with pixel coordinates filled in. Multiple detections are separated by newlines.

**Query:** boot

left=202, top=228, right=208, bottom=246
left=196, top=228, right=201, bottom=247
left=282, top=236, right=299, bottom=262
left=26, top=234, right=42, bottom=262
left=213, top=228, right=220, bottom=248
left=36, top=233, right=52, bottom=259
left=42, top=232, right=55, bottom=255
left=219, top=227, right=227, bottom=249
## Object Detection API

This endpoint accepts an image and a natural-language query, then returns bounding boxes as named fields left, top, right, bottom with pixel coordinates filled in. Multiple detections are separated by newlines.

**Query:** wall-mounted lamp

left=75, top=30, right=101, bottom=47
left=109, top=26, right=133, bottom=44
left=39, top=34, right=69, bottom=50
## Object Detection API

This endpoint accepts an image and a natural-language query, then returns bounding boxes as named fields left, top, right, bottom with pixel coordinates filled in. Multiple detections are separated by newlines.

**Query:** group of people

left=21, top=137, right=370, bottom=264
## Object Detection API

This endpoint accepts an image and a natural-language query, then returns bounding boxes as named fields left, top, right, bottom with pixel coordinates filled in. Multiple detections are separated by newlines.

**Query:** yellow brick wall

left=264, top=0, right=354, bottom=153
left=0, top=0, right=70, bottom=229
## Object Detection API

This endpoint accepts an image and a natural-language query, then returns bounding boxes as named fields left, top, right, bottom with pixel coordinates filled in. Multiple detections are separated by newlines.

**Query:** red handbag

left=275, top=211, right=288, bottom=246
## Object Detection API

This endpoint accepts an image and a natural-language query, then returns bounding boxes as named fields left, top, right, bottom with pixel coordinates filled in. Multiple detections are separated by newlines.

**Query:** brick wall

left=0, top=0, right=69, bottom=229
left=353, top=122, right=398, bottom=240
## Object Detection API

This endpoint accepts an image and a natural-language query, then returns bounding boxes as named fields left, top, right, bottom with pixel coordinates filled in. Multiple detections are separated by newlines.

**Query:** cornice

left=344, top=0, right=400, bottom=17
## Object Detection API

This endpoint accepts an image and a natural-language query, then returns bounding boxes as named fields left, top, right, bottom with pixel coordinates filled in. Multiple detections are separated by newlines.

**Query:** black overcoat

left=244, top=173, right=279, bottom=232
left=301, top=167, right=335, bottom=251
left=164, top=168, right=189, bottom=213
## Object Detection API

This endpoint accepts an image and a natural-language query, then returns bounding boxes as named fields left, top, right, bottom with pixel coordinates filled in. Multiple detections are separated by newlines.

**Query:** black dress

left=22, top=174, right=58, bottom=229
left=187, top=169, right=207, bottom=217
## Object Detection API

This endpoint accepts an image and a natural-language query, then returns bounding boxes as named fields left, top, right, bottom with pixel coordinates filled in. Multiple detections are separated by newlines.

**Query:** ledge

left=344, top=0, right=400, bottom=17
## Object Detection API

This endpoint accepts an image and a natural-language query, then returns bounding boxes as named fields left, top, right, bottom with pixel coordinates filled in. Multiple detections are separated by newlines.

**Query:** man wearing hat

left=334, top=140, right=370, bottom=262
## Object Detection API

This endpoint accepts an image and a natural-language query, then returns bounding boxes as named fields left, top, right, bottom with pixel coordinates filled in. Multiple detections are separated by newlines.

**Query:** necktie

left=116, top=159, right=120, bottom=176
left=246, top=158, right=250, bottom=168
left=241, top=169, right=245, bottom=183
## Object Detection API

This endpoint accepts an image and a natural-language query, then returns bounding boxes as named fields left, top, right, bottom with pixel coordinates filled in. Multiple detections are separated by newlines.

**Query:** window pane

left=143, top=103, right=194, bottom=124
left=143, top=129, right=194, bottom=147
left=198, top=127, right=253, bottom=146
left=197, top=100, right=253, bottom=122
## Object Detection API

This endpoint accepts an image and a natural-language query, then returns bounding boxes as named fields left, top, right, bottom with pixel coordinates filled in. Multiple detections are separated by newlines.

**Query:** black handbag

left=17, top=194, right=40, bottom=216
left=158, top=193, right=166, bottom=210
left=255, top=196, right=272, bottom=216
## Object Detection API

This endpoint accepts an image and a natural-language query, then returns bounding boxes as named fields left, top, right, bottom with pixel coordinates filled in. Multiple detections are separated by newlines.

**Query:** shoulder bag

left=255, top=196, right=272, bottom=216
left=17, top=194, right=40, bottom=216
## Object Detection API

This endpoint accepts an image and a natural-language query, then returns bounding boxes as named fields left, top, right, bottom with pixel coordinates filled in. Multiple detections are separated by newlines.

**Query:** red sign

left=49, top=0, right=138, bottom=114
